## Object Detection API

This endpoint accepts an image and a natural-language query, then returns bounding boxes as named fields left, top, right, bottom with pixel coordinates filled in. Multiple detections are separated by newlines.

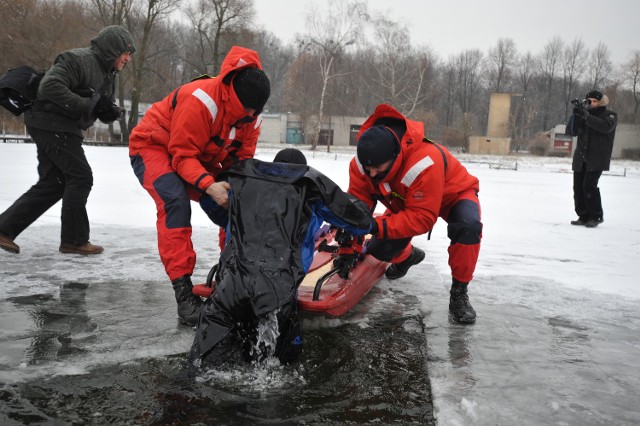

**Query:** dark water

left=0, top=283, right=434, bottom=425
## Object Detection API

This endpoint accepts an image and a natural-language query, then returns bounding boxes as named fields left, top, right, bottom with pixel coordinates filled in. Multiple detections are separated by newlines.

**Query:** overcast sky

left=253, top=0, right=639, bottom=65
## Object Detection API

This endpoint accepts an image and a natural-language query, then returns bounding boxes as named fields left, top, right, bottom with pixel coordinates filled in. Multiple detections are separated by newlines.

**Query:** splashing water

left=250, top=310, right=281, bottom=361
left=196, top=358, right=307, bottom=394
left=195, top=310, right=308, bottom=393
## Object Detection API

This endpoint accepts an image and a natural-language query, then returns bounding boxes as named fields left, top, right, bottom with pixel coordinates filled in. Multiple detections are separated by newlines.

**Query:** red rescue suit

left=129, top=46, right=263, bottom=281
left=348, top=104, right=482, bottom=283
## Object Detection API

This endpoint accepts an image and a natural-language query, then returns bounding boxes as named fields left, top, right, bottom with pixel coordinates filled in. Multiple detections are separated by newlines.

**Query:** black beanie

left=357, top=126, right=400, bottom=167
left=273, top=148, right=307, bottom=165
left=586, top=90, right=603, bottom=100
left=232, top=68, right=270, bottom=111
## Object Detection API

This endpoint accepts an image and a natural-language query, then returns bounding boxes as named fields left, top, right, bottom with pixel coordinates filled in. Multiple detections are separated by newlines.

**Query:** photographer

left=0, top=26, right=135, bottom=255
left=566, top=90, right=617, bottom=228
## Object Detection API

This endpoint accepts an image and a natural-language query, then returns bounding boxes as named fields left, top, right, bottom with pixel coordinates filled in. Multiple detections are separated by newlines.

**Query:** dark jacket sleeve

left=304, top=167, right=373, bottom=233
left=564, top=113, right=584, bottom=136
left=313, top=197, right=372, bottom=236
left=39, top=53, right=99, bottom=118
left=584, top=110, right=617, bottom=134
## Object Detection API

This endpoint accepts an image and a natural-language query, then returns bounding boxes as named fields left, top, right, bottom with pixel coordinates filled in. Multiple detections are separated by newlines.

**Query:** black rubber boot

left=449, top=280, right=476, bottom=324
left=172, top=275, right=203, bottom=327
left=385, top=247, right=426, bottom=280
left=585, top=217, right=603, bottom=228
left=570, top=217, right=588, bottom=226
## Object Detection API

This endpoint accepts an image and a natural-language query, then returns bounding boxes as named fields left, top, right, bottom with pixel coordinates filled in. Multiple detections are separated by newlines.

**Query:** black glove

left=579, top=108, right=589, bottom=120
left=93, top=95, right=123, bottom=123
left=333, top=253, right=358, bottom=279
left=334, top=228, right=353, bottom=247
left=574, top=106, right=588, bottom=119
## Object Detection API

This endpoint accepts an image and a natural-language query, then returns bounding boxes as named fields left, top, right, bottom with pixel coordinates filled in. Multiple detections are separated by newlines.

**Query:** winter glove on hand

left=92, top=95, right=112, bottom=116
left=93, top=95, right=123, bottom=123
left=575, top=106, right=589, bottom=120
left=334, top=228, right=353, bottom=247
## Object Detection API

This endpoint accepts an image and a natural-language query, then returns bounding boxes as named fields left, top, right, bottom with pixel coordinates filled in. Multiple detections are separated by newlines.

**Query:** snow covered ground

left=1, top=142, right=639, bottom=425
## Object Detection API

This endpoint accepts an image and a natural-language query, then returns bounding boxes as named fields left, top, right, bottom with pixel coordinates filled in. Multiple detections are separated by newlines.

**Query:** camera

left=571, top=98, right=591, bottom=108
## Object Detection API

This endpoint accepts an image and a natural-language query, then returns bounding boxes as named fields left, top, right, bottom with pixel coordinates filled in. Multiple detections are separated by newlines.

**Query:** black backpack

left=0, top=65, right=46, bottom=116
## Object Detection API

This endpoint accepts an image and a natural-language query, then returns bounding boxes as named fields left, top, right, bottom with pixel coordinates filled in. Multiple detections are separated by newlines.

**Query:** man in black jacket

left=567, top=90, right=617, bottom=228
left=0, top=25, right=135, bottom=255
left=191, top=149, right=374, bottom=365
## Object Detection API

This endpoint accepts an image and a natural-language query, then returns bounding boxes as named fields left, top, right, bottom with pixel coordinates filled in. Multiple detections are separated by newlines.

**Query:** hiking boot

left=0, top=234, right=19, bottom=254
left=585, top=217, right=603, bottom=228
left=570, top=217, right=588, bottom=226
left=449, top=280, right=476, bottom=324
left=385, top=247, right=426, bottom=280
left=59, top=242, right=104, bottom=255
left=172, top=275, right=203, bottom=327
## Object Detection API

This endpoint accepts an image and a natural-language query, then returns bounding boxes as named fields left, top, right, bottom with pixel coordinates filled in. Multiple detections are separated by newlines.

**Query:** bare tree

left=303, top=0, right=367, bottom=151
left=512, top=51, right=537, bottom=141
left=0, top=0, right=97, bottom=132
left=184, top=0, right=254, bottom=75
left=449, top=49, right=483, bottom=151
left=561, top=38, right=588, bottom=122
left=282, top=50, right=320, bottom=145
left=439, top=58, right=458, bottom=128
left=88, top=0, right=133, bottom=25
left=365, top=15, right=432, bottom=116
left=120, top=0, right=180, bottom=143
left=621, top=50, right=640, bottom=121
left=515, top=51, right=536, bottom=96
left=1, top=0, right=96, bottom=68
left=453, top=49, right=483, bottom=115
left=248, top=30, right=294, bottom=113
left=588, top=42, right=613, bottom=90
left=328, top=49, right=376, bottom=116
left=509, top=95, right=538, bottom=151
left=538, top=37, right=563, bottom=130
left=487, top=38, right=517, bottom=93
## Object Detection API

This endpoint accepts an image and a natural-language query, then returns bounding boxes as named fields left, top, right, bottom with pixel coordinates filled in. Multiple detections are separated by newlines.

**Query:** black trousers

left=0, top=127, right=93, bottom=245
left=573, top=163, right=603, bottom=220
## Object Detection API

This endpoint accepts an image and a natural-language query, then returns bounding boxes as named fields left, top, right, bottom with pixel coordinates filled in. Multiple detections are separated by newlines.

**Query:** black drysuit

left=191, top=159, right=372, bottom=364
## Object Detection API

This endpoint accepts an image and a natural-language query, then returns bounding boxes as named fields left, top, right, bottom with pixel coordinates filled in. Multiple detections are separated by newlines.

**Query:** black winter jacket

left=217, top=159, right=372, bottom=315
left=568, top=106, right=617, bottom=172
left=195, top=159, right=372, bottom=358
left=24, top=25, right=135, bottom=136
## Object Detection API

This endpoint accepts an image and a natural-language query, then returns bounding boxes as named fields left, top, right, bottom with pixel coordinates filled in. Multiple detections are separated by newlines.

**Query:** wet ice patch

left=460, top=398, right=478, bottom=420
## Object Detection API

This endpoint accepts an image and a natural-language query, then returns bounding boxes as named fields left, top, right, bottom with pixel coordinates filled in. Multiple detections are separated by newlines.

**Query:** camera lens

left=586, top=99, right=592, bottom=105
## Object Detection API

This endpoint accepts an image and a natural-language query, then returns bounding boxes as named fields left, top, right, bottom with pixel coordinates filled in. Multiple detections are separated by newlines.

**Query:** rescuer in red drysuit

left=348, top=104, right=482, bottom=323
left=129, top=46, right=270, bottom=326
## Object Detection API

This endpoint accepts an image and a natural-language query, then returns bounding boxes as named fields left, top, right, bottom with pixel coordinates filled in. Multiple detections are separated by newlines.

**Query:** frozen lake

left=1, top=143, right=639, bottom=425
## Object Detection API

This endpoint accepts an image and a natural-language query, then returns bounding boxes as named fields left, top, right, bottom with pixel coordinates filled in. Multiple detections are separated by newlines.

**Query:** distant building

left=546, top=124, right=573, bottom=157
left=467, top=93, right=511, bottom=155
left=259, top=113, right=367, bottom=147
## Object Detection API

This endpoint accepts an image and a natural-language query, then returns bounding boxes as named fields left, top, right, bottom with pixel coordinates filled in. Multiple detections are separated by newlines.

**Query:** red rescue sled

left=192, top=224, right=389, bottom=317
